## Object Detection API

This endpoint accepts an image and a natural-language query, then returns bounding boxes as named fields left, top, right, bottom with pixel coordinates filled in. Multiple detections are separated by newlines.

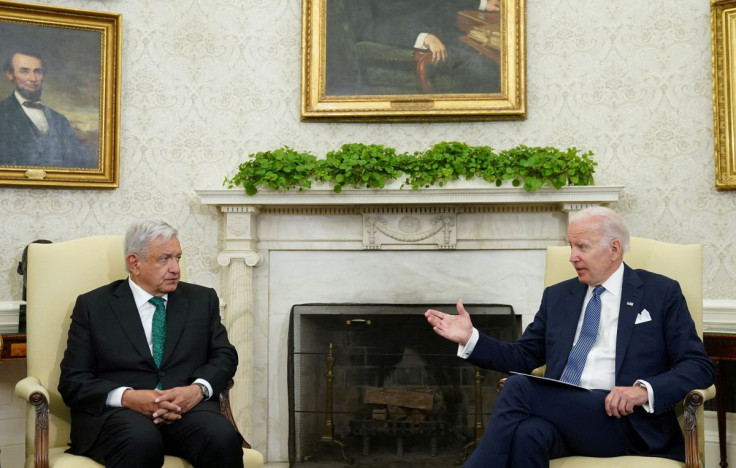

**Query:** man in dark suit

left=425, top=207, right=714, bottom=467
left=58, top=219, right=243, bottom=468
left=0, top=49, right=93, bottom=168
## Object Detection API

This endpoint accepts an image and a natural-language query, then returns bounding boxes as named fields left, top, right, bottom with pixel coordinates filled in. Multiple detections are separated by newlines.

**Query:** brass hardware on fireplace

left=303, top=342, right=354, bottom=464
left=459, top=366, right=485, bottom=464
left=346, top=318, right=371, bottom=326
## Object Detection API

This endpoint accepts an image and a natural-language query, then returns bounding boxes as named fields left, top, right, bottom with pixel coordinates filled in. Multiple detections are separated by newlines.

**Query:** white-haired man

left=59, top=219, right=243, bottom=467
left=426, top=207, right=714, bottom=467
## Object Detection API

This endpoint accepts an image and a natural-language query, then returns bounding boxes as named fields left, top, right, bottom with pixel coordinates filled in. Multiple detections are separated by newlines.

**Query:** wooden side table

left=704, top=332, right=736, bottom=468
left=0, top=333, right=26, bottom=361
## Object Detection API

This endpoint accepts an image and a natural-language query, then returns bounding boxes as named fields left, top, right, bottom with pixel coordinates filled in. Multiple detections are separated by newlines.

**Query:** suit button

left=159, top=371, right=165, bottom=377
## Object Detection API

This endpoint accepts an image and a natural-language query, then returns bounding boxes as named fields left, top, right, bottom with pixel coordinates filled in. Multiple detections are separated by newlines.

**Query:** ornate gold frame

left=713, top=0, right=736, bottom=189
left=300, top=0, right=526, bottom=122
left=0, top=1, right=121, bottom=188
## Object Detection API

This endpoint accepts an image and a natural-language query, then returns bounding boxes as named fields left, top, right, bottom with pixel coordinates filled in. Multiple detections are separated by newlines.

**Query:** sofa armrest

left=15, top=376, right=51, bottom=468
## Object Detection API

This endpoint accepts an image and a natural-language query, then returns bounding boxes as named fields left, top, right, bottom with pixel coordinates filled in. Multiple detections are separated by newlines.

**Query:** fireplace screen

left=288, top=303, right=520, bottom=466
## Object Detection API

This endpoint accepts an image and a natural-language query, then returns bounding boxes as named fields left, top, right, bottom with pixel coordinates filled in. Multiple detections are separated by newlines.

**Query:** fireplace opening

left=288, top=303, right=520, bottom=467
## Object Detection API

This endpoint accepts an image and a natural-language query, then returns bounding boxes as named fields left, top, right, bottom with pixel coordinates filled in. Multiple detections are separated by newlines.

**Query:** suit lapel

left=560, top=281, right=587, bottom=350
left=110, top=281, right=156, bottom=367
left=162, top=286, right=189, bottom=366
left=615, top=264, right=645, bottom=377
left=548, top=281, right=587, bottom=379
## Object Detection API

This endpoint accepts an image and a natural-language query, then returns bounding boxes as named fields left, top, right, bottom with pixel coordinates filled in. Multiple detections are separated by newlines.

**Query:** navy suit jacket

left=467, top=264, right=714, bottom=459
left=58, top=280, right=238, bottom=454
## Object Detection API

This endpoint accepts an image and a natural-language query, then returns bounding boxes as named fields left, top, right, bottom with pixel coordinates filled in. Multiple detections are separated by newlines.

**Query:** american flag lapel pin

left=626, top=302, right=634, bottom=306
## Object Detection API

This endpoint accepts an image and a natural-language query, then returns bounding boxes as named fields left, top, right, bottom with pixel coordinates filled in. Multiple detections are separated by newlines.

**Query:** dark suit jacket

left=58, top=280, right=238, bottom=454
left=466, top=264, right=714, bottom=460
left=0, top=93, right=94, bottom=168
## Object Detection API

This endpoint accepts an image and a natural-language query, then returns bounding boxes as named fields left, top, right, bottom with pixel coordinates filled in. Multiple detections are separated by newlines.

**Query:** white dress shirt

left=14, top=91, right=49, bottom=134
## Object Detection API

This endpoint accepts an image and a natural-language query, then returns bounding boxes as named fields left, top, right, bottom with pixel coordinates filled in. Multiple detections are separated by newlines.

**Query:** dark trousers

left=84, top=405, right=244, bottom=468
left=465, top=375, right=639, bottom=468
left=429, top=39, right=501, bottom=94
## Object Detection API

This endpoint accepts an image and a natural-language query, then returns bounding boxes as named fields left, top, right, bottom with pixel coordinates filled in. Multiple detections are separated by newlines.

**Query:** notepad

left=508, top=371, right=591, bottom=391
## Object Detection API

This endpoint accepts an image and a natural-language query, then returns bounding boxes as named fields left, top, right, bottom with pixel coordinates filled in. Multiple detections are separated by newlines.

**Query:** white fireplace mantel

left=197, top=183, right=623, bottom=207
left=197, top=184, right=623, bottom=463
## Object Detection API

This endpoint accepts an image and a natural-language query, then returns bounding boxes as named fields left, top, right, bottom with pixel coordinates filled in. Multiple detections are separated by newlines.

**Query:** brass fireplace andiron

left=303, top=342, right=354, bottom=464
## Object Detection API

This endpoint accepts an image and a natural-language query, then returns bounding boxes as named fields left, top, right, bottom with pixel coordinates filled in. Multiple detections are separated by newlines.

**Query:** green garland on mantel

left=223, top=141, right=597, bottom=195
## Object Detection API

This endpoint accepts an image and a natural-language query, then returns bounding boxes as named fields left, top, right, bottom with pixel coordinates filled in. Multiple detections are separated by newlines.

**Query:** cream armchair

left=499, top=237, right=714, bottom=468
left=15, top=236, right=263, bottom=468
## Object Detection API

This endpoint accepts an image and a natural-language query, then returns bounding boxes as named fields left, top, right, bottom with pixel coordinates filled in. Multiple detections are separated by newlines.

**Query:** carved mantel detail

left=363, top=207, right=457, bottom=249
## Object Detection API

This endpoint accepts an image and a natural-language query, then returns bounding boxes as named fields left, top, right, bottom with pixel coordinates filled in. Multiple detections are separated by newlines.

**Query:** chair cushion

left=33, top=449, right=192, bottom=468
left=36, top=447, right=263, bottom=467
left=550, top=455, right=684, bottom=468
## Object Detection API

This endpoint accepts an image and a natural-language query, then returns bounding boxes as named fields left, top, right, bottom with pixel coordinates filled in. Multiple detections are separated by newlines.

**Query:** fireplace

left=197, top=184, right=622, bottom=463
left=288, top=303, right=520, bottom=466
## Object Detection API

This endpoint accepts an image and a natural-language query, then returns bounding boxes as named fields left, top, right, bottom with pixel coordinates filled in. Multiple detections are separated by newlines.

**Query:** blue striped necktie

left=560, top=285, right=605, bottom=385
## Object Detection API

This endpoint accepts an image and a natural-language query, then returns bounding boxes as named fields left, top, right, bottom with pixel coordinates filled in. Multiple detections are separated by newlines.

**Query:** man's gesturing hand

left=425, top=299, right=474, bottom=346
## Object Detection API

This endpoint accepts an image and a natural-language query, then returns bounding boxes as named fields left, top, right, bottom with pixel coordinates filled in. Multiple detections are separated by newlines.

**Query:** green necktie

left=148, top=296, right=167, bottom=375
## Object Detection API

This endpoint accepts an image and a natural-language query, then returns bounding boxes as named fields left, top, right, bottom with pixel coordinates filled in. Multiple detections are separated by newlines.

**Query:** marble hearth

left=197, top=184, right=623, bottom=463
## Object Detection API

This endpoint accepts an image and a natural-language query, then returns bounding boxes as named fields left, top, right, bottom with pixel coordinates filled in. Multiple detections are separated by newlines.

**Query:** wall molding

left=704, top=299, right=736, bottom=332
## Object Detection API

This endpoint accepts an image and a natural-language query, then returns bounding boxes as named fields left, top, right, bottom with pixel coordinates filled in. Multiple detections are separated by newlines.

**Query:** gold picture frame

left=301, top=0, right=526, bottom=122
left=713, top=0, right=736, bottom=189
left=0, top=1, right=121, bottom=188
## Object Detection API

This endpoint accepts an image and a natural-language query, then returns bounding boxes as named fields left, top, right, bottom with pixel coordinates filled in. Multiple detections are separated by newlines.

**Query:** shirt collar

left=128, top=277, right=168, bottom=309
left=592, top=262, right=624, bottom=298
left=13, top=90, right=41, bottom=108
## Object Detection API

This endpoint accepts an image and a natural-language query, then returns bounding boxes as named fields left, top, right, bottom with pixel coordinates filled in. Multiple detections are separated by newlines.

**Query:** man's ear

left=5, top=71, right=13, bottom=82
left=610, top=239, right=623, bottom=261
left=125, top=253, right=139, bottom=274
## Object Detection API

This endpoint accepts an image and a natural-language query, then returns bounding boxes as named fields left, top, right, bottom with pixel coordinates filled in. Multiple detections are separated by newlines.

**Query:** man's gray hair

left=569, top=206, right=630, bottom=253
left=124, top=218, right=178, bottom=266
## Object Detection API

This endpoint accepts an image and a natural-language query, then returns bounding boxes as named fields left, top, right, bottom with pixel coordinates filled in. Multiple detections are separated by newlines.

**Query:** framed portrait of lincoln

left=0, top=1, right=121, bottom=188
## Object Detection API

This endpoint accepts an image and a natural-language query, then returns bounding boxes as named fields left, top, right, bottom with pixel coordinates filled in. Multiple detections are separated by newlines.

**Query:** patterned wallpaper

left=0, top=0, right=732, bottom=302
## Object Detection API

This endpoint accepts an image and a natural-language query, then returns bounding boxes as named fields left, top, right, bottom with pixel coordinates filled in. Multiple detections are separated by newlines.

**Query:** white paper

left=508, top=371, right=591, bottom=391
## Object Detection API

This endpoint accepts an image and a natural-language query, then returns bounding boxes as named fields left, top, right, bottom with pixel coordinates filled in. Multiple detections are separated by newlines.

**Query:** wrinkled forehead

left=143, top=235, right=181, bottom=256
left=567, top=219, right=603, bottom=244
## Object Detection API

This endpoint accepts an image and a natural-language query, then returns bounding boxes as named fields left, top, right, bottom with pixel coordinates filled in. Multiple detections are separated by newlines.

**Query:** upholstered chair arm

left=495, top=377, right=508, bottom=392
left=15, top=376, right=51, bottom=468
left=683, top=385, right=716, bottom=468
left=15, top=376, right=49, bottom=401
left=220, top=378, right=252, bottom=449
